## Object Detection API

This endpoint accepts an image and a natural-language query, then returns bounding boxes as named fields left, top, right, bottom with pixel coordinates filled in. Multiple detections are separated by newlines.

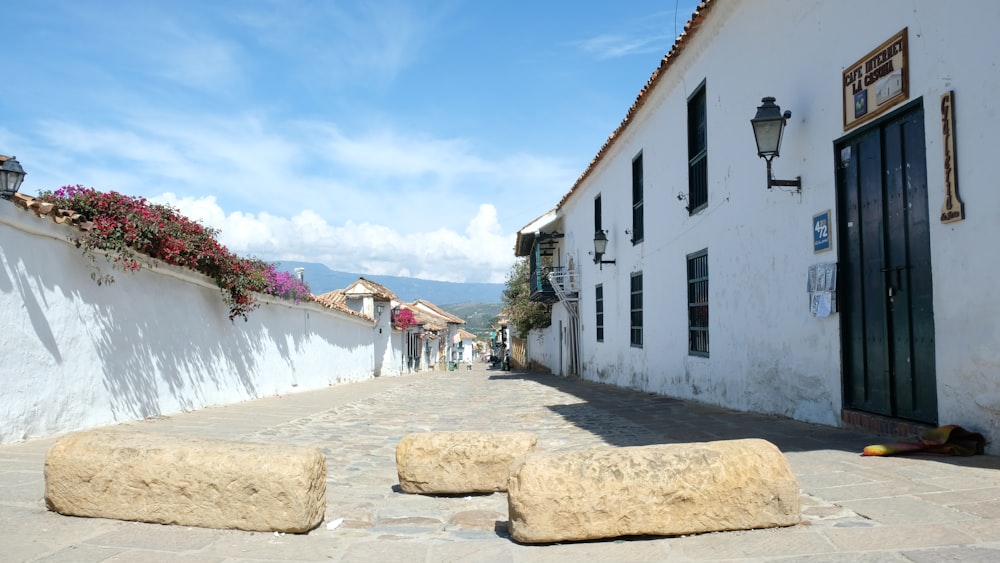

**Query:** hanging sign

left=843, top=28, right=909, bottom=130
left=939, top=90, right=965, bottom=223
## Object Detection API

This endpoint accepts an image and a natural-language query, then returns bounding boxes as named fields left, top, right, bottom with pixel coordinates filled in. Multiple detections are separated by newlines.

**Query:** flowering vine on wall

left=38, top=185, right=312, bottom=321
left=391, top=307, right=417, bottom=330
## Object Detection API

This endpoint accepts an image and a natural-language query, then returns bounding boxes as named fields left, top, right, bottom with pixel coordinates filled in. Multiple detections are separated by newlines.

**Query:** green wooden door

left=836, top=100, right=938, bottom=425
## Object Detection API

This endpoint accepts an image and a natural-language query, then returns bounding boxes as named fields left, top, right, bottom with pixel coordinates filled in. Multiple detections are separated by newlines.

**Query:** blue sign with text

left=813, top=210, right=831, bottom=253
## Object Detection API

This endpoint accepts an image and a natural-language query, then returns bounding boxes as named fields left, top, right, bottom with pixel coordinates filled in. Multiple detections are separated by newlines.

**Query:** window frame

left=687, top=249, right=709, bottom=357
left=687, top=81, right=708, bottom=214
left=595, top=284, right=604, bottom=342
left=631, top=151, right=644, bottom=244
left=630, top=272, right=643, bottom=348
left=594, top=194, right=602, bottom=235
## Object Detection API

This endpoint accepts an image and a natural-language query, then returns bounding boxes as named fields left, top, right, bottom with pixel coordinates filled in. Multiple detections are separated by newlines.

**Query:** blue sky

left=3, top=0, right=700, bottom=283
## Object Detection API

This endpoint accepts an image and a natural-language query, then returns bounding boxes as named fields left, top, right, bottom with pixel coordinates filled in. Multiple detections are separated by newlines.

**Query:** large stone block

left=396, top=431, right=537, bottom=494
left=508, top=438, right=800, bottom=543
left=44, top=429, right=327, bottom=533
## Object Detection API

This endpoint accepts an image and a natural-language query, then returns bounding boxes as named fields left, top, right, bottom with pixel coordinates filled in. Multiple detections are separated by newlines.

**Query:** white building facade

left=518, top=0, right=1000, bottom=452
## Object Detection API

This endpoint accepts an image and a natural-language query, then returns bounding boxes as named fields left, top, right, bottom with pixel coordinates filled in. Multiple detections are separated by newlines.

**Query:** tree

left=502, top=258, right=552, bottom=337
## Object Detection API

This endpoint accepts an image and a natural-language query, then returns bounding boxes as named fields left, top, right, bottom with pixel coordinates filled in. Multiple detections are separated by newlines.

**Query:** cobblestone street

left=3, top=364, right=1000, bottom=561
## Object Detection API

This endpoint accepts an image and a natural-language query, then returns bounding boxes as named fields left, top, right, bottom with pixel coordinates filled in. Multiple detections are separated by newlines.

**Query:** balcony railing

left=548, top=267, right=579, bottom=326
left=528, top=265, right=558, bottom=304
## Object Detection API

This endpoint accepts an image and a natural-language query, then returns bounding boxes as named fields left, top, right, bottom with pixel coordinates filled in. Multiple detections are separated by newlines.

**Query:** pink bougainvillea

left=39, top=185, right=312, bottom=321
left=391, top=307, right=417, bottom=330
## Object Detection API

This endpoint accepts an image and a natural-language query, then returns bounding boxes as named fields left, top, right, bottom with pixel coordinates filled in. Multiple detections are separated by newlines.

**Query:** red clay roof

left=313, top=289, right=372, bottom=319
left=400, top=303, right=447, bottom=331
left=411, top=299, right=466, bottom=325
left=344, top=277, right=397, bottom=301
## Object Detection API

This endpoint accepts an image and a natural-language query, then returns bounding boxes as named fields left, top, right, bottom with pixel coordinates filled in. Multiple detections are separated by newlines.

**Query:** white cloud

left=148, top=26, right=245, bottom=94
left=572, top=33, right=671, bottom=60
left=21, top=97, right=580, bottom=287
left=30, top=107, right=576, bottom=235
left=152, top=193, right=515, bottom=284
left=234, top=0, right=447, bottom=89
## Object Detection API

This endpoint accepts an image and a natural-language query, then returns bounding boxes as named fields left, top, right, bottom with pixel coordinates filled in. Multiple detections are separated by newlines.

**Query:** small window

left=631, top=152, right=644, bottom=244
left=595, top=284, right=604, bottom=342
left=687, top=249, right=709, bottom=356
left=594, top=194, right=602, bottom=235
left=687, top=82, right=707, bottom=214
left=630, top=272, right=643, bottom=347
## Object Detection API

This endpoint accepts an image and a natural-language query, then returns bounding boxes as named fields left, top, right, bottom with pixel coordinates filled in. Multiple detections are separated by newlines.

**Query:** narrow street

left=2, top=365, right=999, bottom=561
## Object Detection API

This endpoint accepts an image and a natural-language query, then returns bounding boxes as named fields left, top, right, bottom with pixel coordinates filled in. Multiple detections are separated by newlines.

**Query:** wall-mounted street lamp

left=592, top=230, right=616, bottom=270
left=376, top=304, right=385, bottom=317
left=750, top=97, right=801, bottom=192
left=0, top=155, right=26, bottom=199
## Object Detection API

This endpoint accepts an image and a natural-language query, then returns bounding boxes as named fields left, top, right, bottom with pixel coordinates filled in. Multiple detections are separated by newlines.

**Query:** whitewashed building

left=455, top=329, right=477, bottom=363
left=410, top=299, right=466, bottom=367
left=516, top=0, right=1000, bottom=451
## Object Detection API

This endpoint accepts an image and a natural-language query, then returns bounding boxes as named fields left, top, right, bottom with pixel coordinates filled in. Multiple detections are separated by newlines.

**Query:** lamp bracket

left=765, top=158, right=801, bottom=193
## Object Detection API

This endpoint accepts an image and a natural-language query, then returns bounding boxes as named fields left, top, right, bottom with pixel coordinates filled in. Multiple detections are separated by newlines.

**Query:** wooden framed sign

left=940, top=90, right=965, bottom=223
left=843, top=28, right=909, bottom=131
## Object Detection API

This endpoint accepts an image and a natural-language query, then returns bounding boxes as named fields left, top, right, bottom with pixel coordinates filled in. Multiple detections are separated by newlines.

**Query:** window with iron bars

left=630, top=272, right=643, bottom=347
left=595, top=284, right=604, bottom=342
left=687, top=249, right=709, bottom=356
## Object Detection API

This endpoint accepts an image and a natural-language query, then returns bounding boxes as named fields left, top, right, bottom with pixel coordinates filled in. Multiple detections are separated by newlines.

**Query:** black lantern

left=750, top=97, right=801, bottom=191
left=0, top=155, right=26, bottom=199
left=592, top=230, right=615, bottom=269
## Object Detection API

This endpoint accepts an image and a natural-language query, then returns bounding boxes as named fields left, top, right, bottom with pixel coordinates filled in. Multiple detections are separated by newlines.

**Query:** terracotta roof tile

left=399, top=303, right=447, bottom=331
left=313, top=289, right=373, bottom=320
left=557, top=0, right=715, bottom=210
left=412, top=299, right=466, bottom=324
left=7, top=193, right=93, bottom=229
left=344, top=277, right=397, bottom=301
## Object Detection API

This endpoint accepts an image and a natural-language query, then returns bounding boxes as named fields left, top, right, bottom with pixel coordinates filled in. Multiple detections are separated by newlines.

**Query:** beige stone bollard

left=44, top=429, right=327, bottom=533
left=396, top=431, right=537, bottom=494
left=507, top=438, right=800, bottom=543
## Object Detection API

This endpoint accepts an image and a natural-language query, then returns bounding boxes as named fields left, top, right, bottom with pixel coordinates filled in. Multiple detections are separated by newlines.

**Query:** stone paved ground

left=2, top=364, right=1000, bottom=561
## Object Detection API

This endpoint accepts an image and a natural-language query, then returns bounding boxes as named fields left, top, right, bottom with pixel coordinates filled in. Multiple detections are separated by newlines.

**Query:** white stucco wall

left=538, top=0, right=1000, bottom=449
left=458, top=337, right=474, bottom=362
left=0, top=204, right=377, bottom=444
left=526, top=302, right=573, bottom=377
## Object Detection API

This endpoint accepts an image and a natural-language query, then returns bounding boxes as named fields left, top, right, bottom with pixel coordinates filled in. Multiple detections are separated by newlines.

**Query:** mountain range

left=277, top=261, right=505, bottom=306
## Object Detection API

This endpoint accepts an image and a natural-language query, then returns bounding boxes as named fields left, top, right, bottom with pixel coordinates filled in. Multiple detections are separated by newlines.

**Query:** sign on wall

left=939, top=90, right=965, bottom=223
left=813, top=210, right=832, bottom=253
left=843, top=28, right=909, bottom=131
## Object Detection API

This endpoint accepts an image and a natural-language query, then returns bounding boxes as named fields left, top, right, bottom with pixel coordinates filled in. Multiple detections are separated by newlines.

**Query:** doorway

left=835, top=99, right=937, bottom=425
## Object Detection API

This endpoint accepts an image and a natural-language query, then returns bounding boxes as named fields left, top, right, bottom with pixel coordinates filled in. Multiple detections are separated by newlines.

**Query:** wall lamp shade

left=750, top=97, right=801, bottom=191
left=593, top=230, right=609, bottom=255
left=593, top=230, right=615, bottom=269
left=0, top=155, right=26, bottom=199
left=751, top=97, right=789, bottom=160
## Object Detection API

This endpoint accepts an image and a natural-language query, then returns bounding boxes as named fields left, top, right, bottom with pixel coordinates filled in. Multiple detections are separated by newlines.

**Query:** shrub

left=38, top=185, right=312, bottom=321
